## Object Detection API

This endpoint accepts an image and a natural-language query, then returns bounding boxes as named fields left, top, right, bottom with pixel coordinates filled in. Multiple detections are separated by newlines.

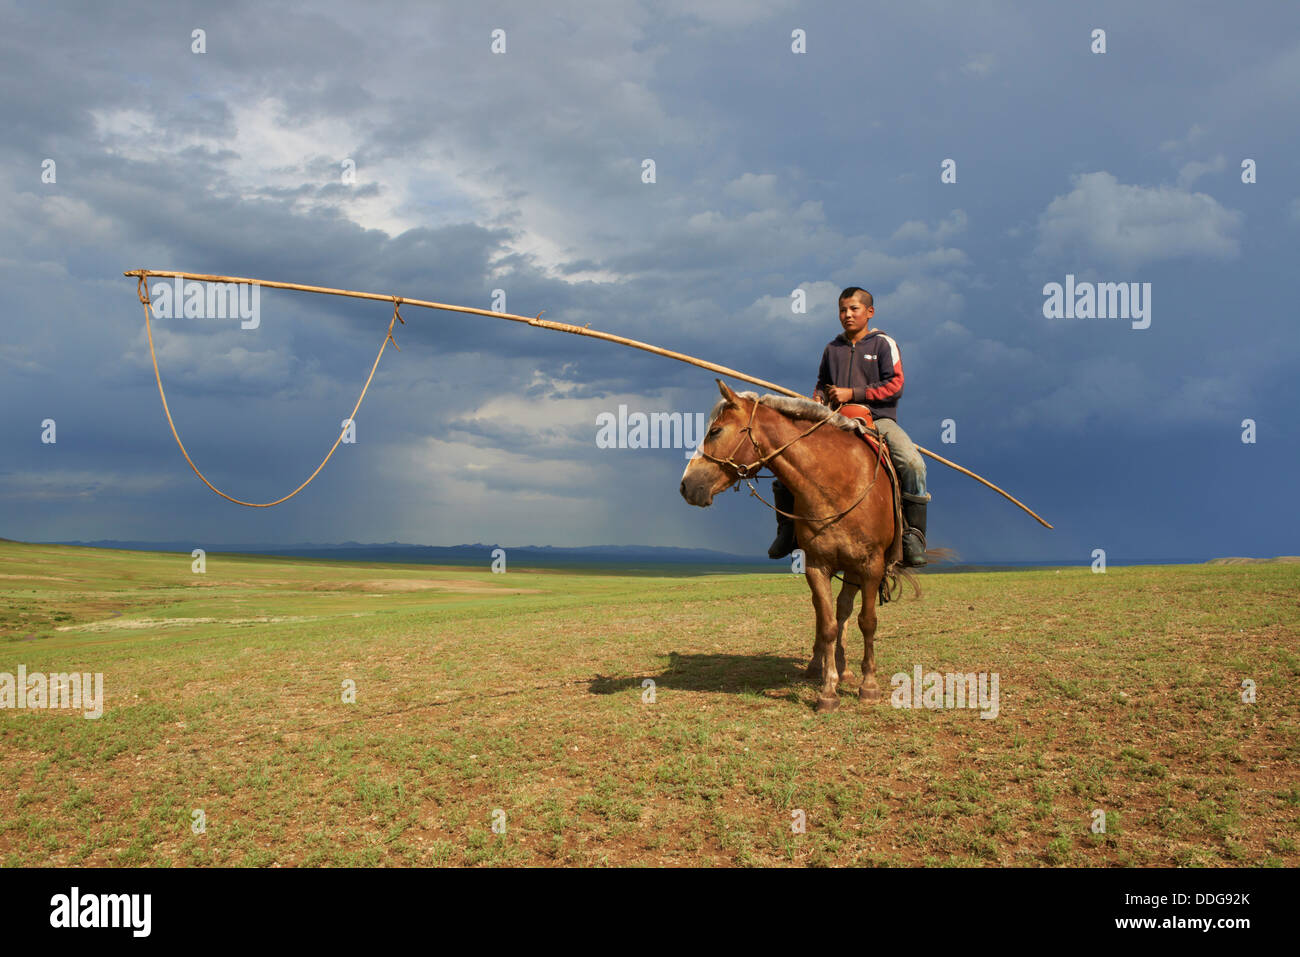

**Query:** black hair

left=838, top=286, right=874, bottom=308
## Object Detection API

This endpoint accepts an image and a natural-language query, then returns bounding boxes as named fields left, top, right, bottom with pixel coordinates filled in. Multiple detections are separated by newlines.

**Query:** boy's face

left=839, top=295, right=874, bottom=337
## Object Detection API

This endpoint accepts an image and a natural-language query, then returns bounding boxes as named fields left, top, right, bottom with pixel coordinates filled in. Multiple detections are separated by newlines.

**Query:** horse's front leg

left=804, top=564, right=841, bottom=712
left=835, top=579, right=859, bottom=686
left=804, top=574, right=858, bottom=684
left=858, top=554, right=886, bottom=702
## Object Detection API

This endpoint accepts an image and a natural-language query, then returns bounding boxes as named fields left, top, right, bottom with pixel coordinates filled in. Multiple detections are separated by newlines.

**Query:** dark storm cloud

left=1, top=0, right=1296, bottom=562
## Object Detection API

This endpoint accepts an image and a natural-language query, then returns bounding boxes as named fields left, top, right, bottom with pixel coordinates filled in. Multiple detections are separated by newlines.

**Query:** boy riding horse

left=768, top=286, right=931, bottom=567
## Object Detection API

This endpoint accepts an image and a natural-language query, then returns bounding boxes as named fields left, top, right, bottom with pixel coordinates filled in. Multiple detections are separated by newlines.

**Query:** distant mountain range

left=46, top=540, right=773, bottom=568
left=1205, top=556, right=1300, bottom=564
left=23, top=539, right=1264, bottom=572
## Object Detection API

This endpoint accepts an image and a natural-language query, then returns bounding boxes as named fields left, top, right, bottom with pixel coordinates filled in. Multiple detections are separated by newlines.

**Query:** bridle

left=694, top=395, right=887, bottom=524
left=695, top=394, right=831, bottom=479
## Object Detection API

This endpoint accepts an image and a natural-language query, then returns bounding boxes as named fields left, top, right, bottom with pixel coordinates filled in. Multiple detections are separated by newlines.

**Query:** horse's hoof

left=838, top=670, right=857, bottom=687
left=858, top=684, right=881, bottom=703
left=804, top=663, right=822, bottom=680
left=815, top=695, right=840, bottom=714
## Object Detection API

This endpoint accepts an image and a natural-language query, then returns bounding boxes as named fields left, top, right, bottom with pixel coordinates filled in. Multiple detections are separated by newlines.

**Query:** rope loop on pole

left=134, top=270, right=401, bottom=508
left=387, top=297, right=404, bottom=351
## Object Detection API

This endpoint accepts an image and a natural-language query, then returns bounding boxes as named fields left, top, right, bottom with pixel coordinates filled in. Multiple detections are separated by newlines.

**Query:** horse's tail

left=879, top=561, right=920, bottom=604
left=878, top=545, right=960, bottom=604
left=924, top=546, right=960, bottom=565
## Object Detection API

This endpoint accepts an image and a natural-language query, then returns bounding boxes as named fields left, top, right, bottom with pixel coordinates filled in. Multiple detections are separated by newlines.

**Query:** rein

left=696, top=396, right=887, bottom=525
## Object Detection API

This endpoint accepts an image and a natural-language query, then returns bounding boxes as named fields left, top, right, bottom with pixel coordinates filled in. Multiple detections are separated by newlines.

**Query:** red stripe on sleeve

left=863, top=362, right=903, bottom=401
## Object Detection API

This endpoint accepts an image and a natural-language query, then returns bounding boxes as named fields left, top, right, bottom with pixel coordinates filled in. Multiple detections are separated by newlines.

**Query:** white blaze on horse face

left=687, top=405, right=719, bottom=465
left=680, top=454, right=716, bottom=507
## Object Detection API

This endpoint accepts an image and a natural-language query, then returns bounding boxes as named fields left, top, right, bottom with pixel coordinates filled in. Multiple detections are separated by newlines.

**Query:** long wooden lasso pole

left=124, top=268, right=1053, bottom=527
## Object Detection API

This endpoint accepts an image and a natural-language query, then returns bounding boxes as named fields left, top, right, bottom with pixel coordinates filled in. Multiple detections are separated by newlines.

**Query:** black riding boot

left=901, top=496, right=928, bottom=568
left=767, top=480, right=797, bottom=559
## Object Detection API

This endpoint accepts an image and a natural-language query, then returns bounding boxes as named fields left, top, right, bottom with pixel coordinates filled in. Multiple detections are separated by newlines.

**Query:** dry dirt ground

left=1, top=541, right=1296, bottom=866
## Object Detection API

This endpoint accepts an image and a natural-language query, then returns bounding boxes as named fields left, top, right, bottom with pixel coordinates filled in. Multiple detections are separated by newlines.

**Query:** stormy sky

left=2, top=0, right=1297, bottom=563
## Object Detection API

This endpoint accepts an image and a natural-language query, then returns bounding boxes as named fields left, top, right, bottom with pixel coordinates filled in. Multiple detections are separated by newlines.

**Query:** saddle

left=834, top=404, right=905, bottom=568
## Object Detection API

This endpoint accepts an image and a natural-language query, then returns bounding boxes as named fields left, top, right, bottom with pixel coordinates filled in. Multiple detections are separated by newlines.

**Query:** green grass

left=0, top=541, right=1297, bottom=866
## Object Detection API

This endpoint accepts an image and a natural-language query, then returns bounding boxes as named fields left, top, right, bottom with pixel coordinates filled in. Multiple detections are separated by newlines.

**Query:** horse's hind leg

left=858, top=556, right=886, bottom=702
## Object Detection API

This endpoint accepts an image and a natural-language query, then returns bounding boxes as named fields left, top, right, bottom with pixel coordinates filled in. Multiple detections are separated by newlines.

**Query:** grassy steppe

left=1, top=541, right=1296, bottom=866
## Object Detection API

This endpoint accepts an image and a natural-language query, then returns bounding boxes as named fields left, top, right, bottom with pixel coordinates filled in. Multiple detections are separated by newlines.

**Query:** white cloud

left=891, top=209, right=967, bottom=245
left=849, top=246, right=969, bottom=285
left=91, top=98, right=476, bottom=243
left=0, top=344, right=45, bottom=374
left=1159, top=123, right=1207, bottom=153
left=962, top=54, right=997, bottom=77
left=875, top=277, right=963, bottom=325
left=722, top=172, right=780, bottom=207
left=748, top=280, right=842, bottom=324
left=125, top=320, right=295, bottom=390
left=1176, top=155, right=1226, bottom=188
left=1034, top=172, right=1242, bottom=269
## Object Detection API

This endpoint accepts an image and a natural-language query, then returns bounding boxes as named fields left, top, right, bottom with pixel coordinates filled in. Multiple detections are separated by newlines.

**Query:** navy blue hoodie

left=812, top=330, right=905, bottom=422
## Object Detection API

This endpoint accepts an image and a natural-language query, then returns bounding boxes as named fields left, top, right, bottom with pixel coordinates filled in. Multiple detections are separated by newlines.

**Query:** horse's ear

left=716, top=379, right=738, bottom=404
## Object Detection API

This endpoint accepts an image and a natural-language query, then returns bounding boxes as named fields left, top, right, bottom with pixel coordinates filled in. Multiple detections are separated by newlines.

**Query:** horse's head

left=679, top=379, right=764, bottom=507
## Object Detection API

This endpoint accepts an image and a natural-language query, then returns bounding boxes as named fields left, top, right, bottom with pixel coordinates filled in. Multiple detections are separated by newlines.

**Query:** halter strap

left=696, top=395, right=885, bottom=524
left=696, top=395, right=832, bottom=479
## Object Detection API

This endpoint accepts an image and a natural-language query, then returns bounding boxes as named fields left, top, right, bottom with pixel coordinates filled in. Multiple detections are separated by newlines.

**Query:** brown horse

left=680, top=380, right=913, bottom=712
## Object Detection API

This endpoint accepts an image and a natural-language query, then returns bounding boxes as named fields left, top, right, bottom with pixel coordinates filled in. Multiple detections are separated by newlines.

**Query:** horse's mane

left=708, top=392, right=869, bottom=434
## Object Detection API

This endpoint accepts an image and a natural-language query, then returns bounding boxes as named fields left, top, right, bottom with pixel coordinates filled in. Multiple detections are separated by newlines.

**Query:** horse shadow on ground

left=589, top=651, right=813, bottom=700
